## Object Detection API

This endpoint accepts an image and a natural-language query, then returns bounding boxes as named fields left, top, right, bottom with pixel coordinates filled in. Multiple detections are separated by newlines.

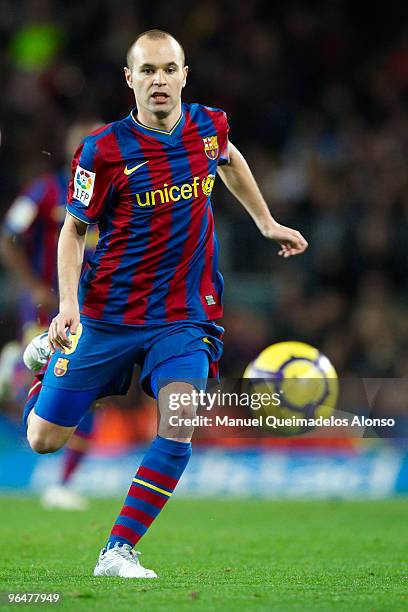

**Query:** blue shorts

left=35, top=350, right=212, bottom=427
left=38, top=316, right=224, bottom=426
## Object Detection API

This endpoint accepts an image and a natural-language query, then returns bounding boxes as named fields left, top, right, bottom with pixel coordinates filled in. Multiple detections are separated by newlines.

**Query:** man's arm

left=217, top=142, right=308, bottom=257
left=48, top=213, right=88, bottom=353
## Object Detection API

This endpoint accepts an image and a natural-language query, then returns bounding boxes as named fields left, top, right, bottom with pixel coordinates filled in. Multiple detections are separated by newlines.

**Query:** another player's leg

left=93, top=351, right=208, bottom=579
left=41, top=411, right=95, bottom=510
left=61, top=411, right=94, bottom=486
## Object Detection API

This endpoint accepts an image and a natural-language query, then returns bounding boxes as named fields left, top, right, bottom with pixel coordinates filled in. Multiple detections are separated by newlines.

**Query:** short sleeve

left=217, top=112, right=230, bottom=166
left=66, top=138, right=113, bottom=225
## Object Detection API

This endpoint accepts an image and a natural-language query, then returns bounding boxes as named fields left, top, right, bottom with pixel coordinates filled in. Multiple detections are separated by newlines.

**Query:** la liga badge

left=73, top=165, right=96, bottom=206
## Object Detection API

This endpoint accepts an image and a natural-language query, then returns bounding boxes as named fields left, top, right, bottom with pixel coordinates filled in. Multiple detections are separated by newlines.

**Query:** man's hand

left=217, top=143, right=308, bottom=257
left=48, top=300, right=80, bottom=354
left=260, top=221, right=308, bottom=258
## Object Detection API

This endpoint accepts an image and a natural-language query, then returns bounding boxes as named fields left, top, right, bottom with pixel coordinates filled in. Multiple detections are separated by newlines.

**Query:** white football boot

left=23, top=332, right=50, bottom=371
left=93, top=544, right=158, bottom=578
left=41, top=484, right=89, bottom=511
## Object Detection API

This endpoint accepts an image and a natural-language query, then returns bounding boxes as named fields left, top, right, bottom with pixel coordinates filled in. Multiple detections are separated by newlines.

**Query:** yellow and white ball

left=244, top=341, right=339, bottom=435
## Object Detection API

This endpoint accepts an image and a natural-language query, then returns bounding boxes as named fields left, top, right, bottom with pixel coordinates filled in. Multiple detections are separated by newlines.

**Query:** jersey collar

left=129, top=108, right=185, bottom=143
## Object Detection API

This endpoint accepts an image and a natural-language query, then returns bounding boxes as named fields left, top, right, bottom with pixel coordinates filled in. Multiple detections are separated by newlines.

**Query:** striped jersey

left=3, top=170, right=99, bottom=292
left=4, top=169, right=68, bottom=290
left=67, top=102, right=229, bottom=325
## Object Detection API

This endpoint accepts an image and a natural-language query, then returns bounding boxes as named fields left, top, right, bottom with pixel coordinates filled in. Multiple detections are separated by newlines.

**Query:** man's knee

left=160, top=383, right=197, bottom=416
left=158, top=382, right=198, bottom=439
left=27, top=430, right=64, bottom=454
left=27, top=414, right=74, bottom=454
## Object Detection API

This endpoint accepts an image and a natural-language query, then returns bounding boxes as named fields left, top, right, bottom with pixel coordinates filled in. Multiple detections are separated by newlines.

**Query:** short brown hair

left=126, top=29, right=185, bottom=68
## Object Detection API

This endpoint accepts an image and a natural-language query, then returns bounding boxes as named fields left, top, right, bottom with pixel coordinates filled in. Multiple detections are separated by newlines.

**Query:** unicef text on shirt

left=135, top=175, right=215, bottom=207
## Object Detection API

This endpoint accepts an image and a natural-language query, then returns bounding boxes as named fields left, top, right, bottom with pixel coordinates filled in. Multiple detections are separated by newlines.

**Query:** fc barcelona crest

left=203, top=135, right=219, bottom=160
left=54, top=357, right=69, bottom=377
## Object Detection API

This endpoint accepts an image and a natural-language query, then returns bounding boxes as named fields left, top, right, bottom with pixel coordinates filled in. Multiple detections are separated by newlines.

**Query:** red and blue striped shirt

left=4, top=169, right=68, bottom=291
left=67, top=103, right=229, bottom=325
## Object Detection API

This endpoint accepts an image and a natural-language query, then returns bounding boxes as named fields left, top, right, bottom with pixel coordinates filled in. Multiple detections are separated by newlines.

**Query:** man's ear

left=182, top=65, right=189, bottom=88
left=124, top=67, right=133, bottom=89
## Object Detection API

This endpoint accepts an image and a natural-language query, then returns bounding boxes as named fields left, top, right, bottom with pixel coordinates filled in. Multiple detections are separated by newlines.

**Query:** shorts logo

left=73, top=166, right=96, bottom=206
left=54, top=357, right=69, bottom=377
left=203, top=136, right=219, bottom=160
left=205, top=295, right=216, bottom=305
left=63, top=323, right=83, bottom=356
left=203, top=336, right=216, bottom=348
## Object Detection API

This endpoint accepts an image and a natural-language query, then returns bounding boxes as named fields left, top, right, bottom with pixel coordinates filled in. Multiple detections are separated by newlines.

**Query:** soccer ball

left=243, top=341, right=339, bottom=435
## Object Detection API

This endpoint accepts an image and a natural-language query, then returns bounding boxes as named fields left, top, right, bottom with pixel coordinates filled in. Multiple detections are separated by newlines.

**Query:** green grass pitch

left=0, top=497, right=406, bottom=611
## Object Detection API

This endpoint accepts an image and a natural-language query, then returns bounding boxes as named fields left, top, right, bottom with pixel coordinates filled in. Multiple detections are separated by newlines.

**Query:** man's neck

left=136, top=104, right=182, bottom=132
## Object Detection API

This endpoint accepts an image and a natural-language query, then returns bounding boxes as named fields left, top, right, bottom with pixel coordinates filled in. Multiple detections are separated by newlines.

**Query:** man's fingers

left=70, top=320, right=79, bottom=335
left=52, top=329, right=68, bottom=351
left=48, top=319, right=58, bottom=345
left=54, top=338, right=68, bottom=352
left=48, top=333, right=65, bottom=354
left=56, top=318, right=72, bottom=348
left=56, top=320, right=68, bottom=343
left=49, top=317, right=71, bottom=352
left=278, top=235, right=308, bottom=257
left=299, top=236, right=308, bottom=250
left=287, top=232, right=308, bottom=252
left=48, top=337, right=57, bottom=354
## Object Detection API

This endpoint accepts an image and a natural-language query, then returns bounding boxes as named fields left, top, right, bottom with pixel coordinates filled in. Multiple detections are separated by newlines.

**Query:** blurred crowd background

left=0, top=0, right=407, bottom=407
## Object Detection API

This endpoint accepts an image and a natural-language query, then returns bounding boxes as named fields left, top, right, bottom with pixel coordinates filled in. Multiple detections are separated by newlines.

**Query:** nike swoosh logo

left=124, top=160, right=149, bottom=175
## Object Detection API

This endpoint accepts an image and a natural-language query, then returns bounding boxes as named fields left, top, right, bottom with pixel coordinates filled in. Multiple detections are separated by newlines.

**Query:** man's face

left=125, top=37, right=188, bottom=119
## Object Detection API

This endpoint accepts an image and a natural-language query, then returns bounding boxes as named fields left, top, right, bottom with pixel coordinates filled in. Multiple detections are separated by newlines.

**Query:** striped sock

left=106, top=435, right=192, bottom=550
